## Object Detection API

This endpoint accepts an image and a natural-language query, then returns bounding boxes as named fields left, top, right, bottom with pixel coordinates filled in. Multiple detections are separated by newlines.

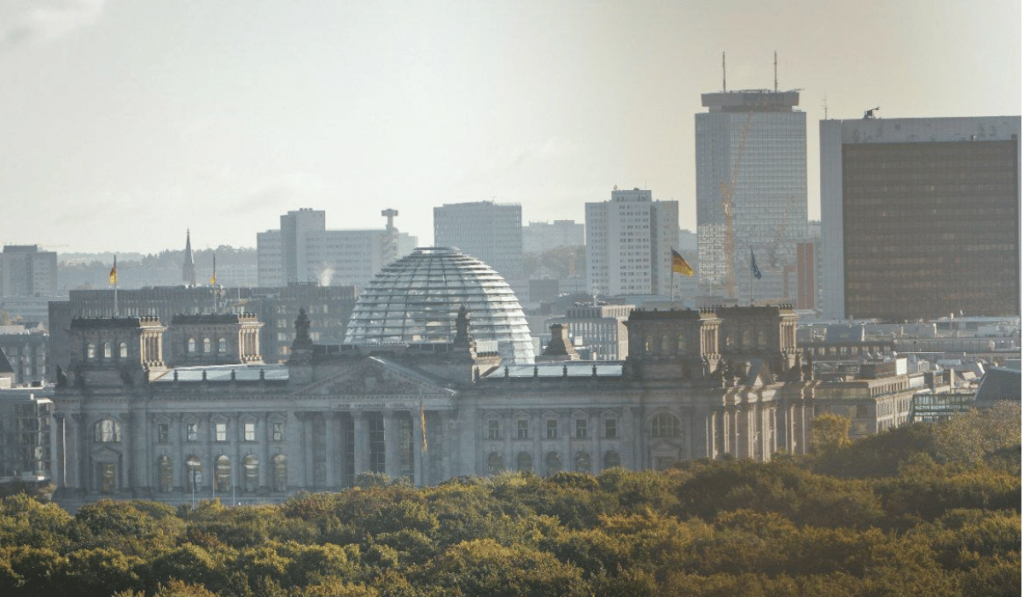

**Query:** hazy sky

left=1, top=0, right=1019, bottom=254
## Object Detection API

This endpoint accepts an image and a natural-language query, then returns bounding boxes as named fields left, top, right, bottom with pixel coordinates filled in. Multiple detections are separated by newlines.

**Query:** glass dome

left=344, top=247, right=536, bottom=363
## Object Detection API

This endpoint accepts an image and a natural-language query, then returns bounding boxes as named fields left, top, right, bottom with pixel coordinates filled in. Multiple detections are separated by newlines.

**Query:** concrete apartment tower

left=820, top=116, right=1021, bottom=321
left=585, top=188, right=679, bottom=297
left=695, top=73, right=808, bottom=303
left=257, top=209, right=412, bottom=289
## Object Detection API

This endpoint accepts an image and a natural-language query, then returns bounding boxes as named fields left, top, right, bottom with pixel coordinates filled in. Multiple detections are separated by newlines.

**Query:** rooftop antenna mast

left=822, top=93, right=828, bottom=120
left=722, top=52, right=726, bottom=92
left=774, top=51, right=778, bottom=92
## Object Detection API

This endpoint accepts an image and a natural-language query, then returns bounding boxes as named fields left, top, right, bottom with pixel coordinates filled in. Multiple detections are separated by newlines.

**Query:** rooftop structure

left=343, top=247, right=536, bottom=363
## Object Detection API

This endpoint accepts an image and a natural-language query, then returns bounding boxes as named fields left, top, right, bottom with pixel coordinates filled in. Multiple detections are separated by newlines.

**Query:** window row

left=483, top=413, right=682, bottom=440
left=85, top=342, right=128, bottom=360
left=186, top=337, right=228, bottom=354
left=93, top=418, right=285, bottom=444
left=486, top=417, right=618, bottom=440
left=157, top=454, right=288, bottom=493
left=486, top=450, right=622, bottom=475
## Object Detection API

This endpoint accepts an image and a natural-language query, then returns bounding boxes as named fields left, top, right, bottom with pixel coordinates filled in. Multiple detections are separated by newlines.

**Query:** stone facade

left=51, top=305, right=818, bottom=509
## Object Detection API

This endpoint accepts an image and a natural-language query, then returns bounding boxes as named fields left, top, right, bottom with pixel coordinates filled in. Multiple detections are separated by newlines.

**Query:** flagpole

left=113, top=255, right=118, bottom=317
left=748, top=247, right=761, bottom=307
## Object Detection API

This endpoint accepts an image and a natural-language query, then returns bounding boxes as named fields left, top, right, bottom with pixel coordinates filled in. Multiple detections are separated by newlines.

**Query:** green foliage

left=932, top=402, right=1021, bottom=467
left=421, top=538, right=589, bottom=597
left=0, top=494, right=76, bottom=551
left=810, top=413, right=852, bottom=455
left=0, top=414, right=1018, bottom=597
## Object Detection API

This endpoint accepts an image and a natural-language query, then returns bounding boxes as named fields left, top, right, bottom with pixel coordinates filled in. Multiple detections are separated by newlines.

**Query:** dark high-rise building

left=821, top=116, right=1020, bottom=321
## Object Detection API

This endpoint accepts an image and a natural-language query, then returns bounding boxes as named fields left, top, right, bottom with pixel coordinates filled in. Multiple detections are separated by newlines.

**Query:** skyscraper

left=585, top=188, right=679, bottom=297
left=820, top=116, right=1020, bottom=321
left=695, top=89, right=808, bottom=303
left=433, top=201, right=523, bottom=279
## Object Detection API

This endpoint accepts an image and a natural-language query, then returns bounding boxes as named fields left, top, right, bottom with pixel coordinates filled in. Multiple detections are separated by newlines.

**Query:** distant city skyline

left=0, top=0, right=1019, bottom=253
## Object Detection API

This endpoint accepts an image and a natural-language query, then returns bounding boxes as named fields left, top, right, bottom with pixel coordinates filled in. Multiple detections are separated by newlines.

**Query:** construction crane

left=718, top=111, right=753, bottom=298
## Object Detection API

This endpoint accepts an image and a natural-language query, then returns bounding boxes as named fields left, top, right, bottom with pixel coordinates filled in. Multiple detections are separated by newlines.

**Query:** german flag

left=109, top=256, right=117, bottom=285
left=671, top=249, right=695, bottom=276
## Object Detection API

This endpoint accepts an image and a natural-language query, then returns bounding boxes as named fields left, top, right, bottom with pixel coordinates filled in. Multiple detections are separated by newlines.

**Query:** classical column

left=411, top=408, right=424, bottom=486
left=301, top=413, right=314, bottom=489
left=54, top=415, right=66, bottom=488
left=383, top=410, right=400, bottom=479
left=352, top=412, right=367, bottom=476
left=324, top=413, right=337, bottom=488
left=72, top=414, right=87, bottom=492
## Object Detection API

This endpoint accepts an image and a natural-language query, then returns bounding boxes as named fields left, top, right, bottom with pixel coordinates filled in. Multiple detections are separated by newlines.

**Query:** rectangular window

left=546, top=419, right=559, bottom=439
left=575, top=418, right=588, bottom=439
left=186, top=422, right=199, bottom=442
left=244, top=422, right=256, bottom=442
left=157, top=423, right=169, bottom=444
left=215, top=422, right=227, bottom=442
left=487, top=419, right=500, bottom=440
left=605, top=418, right=617, bottom=439
left=272, top=422, right=284, bottom=442
left=517, top=419, right=529, bottom=439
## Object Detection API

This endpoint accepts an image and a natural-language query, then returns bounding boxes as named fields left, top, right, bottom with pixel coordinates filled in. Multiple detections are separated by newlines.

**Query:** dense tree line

left=0, top=405, right=1018, bottom=596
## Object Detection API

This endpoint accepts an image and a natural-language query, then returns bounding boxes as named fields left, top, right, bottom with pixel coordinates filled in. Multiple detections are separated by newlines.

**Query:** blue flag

left=750, top=248, right=762, bottom=280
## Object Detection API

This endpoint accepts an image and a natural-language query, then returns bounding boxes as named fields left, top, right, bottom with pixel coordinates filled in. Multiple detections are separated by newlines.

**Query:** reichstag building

left=52, top=248, right=815, bottom=508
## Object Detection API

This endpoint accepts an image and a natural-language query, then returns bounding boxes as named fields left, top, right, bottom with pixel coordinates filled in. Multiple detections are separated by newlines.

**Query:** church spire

left=183, top=229, right=196, bottom=286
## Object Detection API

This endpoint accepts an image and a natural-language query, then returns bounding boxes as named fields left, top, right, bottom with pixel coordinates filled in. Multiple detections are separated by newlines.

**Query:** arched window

left=215, top=456, right=231, bottom=492
left=651, top=413, right=681, bottom=438
left=603, top=451, right=621, bottom=469
left=187, top=338, right=196, bottom=353
left=243, top=455, right=259, bottom=492
left=661, top=335, right=671, bottom=351
left=86, top=343, right=96, bottom=359
left=545, top=451, right=562, bottom=475
left=103, top=342, right=112, bottom=358
left=203, top=338, right=212, bottom=353
left=644, top=335, right=653, bottom=352
left=516, top=452, right=533, bottom=473
left=119, top=342, right=128, bottom=358
left=185, top=455, right=202, bottom=491
left=487, top=452, right=504, bottom=475
left=574, top=451, right=591, bottom=473
left=677, top=334, right=687, bottom=353
left=218, top=338, right=227, bottom=353
left=757, top=330, right=766, bottom=347
left=741, top=329, right=752, bottom=347
left=94, top=419, right=121, bottom=443
left=157, top=456, right=173, bottom=493
left=272, top=455, right=287, bottom=491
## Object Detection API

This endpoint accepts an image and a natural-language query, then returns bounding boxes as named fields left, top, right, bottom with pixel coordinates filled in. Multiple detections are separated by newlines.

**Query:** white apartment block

left=0, top=245, right=58, bottom=298
left=586, top=188, right=679, bottom=297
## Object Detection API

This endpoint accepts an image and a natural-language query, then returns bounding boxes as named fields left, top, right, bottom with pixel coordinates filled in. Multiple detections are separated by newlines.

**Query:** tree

left=810, top=413, right=851, bottom=456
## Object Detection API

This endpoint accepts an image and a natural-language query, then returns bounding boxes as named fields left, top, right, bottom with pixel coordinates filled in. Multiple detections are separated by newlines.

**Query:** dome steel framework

left=343, top=247, right=535, bottom=363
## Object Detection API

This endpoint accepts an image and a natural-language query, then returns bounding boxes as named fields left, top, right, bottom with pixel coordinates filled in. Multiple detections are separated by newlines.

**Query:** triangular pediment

left=297, top=357, right=451, bottom=397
